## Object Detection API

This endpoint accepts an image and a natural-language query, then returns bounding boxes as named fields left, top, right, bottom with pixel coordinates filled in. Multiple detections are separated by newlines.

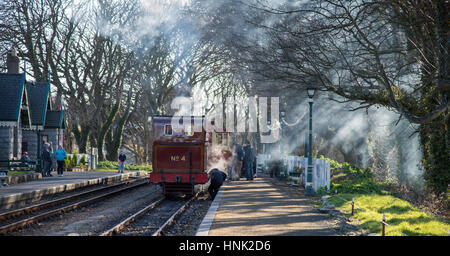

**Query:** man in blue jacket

left=54, top=145, right=67, bottom=177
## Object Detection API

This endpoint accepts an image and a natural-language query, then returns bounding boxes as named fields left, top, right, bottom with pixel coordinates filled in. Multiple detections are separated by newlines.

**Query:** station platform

left=197, top=175, right=335, bottom=236
left=0, top=170, right=148, bottom=210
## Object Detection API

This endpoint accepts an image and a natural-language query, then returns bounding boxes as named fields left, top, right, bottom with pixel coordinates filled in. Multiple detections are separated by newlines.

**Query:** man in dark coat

left=208, top=168, right=227, bottom=200
left=243, top=140, right=254, bottom=180
left=234, top=144, right=244, bottom=180
left=41, top=143, right=52, bottom=177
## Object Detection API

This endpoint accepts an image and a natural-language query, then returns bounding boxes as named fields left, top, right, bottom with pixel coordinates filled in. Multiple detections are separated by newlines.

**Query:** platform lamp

left=264, top=120, right=271, bottom=154
left=280, top=109, right=286, bottom=155
left=305, top=85, right=317, bottom=196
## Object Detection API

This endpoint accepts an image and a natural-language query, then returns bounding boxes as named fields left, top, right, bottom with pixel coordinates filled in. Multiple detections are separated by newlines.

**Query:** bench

left=0, top=159, right=38, bottom=171
left=0, top=160, right=39, bottom=187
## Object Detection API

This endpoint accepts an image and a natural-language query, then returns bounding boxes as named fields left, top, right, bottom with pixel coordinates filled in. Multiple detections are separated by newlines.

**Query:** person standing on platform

left=243, top=140, right=254, bottom=181
left=234, top=144, right=244, bottom=180
left=54, top=145, right=67, bottom=177
left=230, top=147, right=237, bottom=181
left=118, top=151, right=126, bottom=173
left=48, top=141, right=55, bottom=173
left=41, top=141, right=47, bottom=174
left=42, top=143, right=52, bottom=177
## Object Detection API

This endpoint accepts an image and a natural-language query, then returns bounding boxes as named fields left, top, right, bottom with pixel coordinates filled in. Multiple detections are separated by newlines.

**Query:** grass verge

left=328, top=193, right=449, bottom=236
left=96, top=161, right=152, bottom=172
left=316, top=157, right=449, bottom=236
left=5, top=170, right=34, bottom=176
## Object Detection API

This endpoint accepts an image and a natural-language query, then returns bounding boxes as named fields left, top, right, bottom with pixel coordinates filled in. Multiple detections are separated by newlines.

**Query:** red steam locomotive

left=149, top=116, right=232, bottom=196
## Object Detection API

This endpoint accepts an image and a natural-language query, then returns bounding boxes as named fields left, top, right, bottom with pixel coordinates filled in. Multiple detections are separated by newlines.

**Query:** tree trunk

left=420, top=117, right=450, bottom=195
left=97, top=102, right=120, bottom=161
left=416, top=0, right=449, bottom=195
left=72, top=125, right=89, bottom=153
left=105, top=109, right=130, bottom=161
left=105, top=128, right=114, bottom=161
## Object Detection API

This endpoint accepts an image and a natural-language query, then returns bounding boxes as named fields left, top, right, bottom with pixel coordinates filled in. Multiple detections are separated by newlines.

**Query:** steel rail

left=0, top=178, right=150, bottom=234
left=100, top=196, right=165, bottom=236
left=0, top=178, right=147, bottom=222
left=152, top=194, right=197, bottom=236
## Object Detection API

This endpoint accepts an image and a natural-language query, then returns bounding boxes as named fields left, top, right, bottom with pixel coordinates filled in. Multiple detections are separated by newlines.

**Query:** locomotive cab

left=150, top=116, right=208, bottom=196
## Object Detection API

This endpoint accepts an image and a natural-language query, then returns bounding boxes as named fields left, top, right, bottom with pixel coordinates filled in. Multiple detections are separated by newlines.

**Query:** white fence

left=256, top=154, right=271, bottom=173
left=302, top=157, right=331, bottom=192
left=67, top=151, right=98, bottom=170
left=257, top=154, right=330, bottom=192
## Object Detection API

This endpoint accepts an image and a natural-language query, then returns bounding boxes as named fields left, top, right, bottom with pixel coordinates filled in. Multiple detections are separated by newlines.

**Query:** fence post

left=351, top=197, right=355, bottom=216
left=381, top=214, right=386, bottom=236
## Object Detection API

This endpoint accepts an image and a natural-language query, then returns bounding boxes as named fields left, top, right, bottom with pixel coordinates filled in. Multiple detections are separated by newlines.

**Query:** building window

left=164, top=125, right=172, bottom=136
left=184, top=125, right=194, bottom=136
left=22, top=141, right=28, bottom=153
left=13, top=126, right=18, bottom=158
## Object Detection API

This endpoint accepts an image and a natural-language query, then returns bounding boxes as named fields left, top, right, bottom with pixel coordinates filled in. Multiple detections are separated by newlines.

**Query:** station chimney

left=6, top=48, right=20, bottom=74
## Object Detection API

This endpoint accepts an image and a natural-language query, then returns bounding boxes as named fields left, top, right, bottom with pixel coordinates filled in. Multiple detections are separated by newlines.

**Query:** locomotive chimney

left=6, top=47, right=20, bottom=74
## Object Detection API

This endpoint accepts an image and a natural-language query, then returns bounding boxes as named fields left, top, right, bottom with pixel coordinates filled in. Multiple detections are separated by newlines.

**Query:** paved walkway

left=205, top=176, right=334, bottom=236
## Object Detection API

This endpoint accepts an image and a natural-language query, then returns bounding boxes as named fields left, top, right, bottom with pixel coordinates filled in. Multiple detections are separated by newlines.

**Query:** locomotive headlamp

left=307, top=85, right=316, bottom=99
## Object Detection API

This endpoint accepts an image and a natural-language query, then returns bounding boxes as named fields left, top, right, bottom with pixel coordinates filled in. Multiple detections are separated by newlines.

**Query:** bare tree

left=222, top=0, right=448, bottom=194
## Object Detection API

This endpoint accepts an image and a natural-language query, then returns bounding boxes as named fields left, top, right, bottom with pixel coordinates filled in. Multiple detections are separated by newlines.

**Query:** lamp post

left=36, top=125, right=41, bottom=173
left=280, top=109, right=287, bottom=178
left=280, top=109, right=286, bottom=155
left=305, top=85, right=316, bottom=196
left=264, top=120, right=271, bottom=154
left=304, top=131, right=308, bottom=158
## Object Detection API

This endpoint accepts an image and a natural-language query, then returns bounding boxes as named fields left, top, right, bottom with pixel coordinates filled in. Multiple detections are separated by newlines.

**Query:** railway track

left=0, top=177, right=151, bottom=235
left=101, top=193, right=198, bottom=236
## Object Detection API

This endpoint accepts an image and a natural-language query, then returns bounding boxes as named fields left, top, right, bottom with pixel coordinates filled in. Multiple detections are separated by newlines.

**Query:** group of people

left=231, top=140, right=255, bottom=181
left=39, top=141, right=67, bottom=177
left=43, top=144, right=127, bottom=176
left=26, top=143, right=127, bottom=176
left=208, top=140, right=256, bottom=200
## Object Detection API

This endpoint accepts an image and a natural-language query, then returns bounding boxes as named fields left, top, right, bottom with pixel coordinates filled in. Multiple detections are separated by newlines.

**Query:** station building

left=0, top=48, right=65, bottom=162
